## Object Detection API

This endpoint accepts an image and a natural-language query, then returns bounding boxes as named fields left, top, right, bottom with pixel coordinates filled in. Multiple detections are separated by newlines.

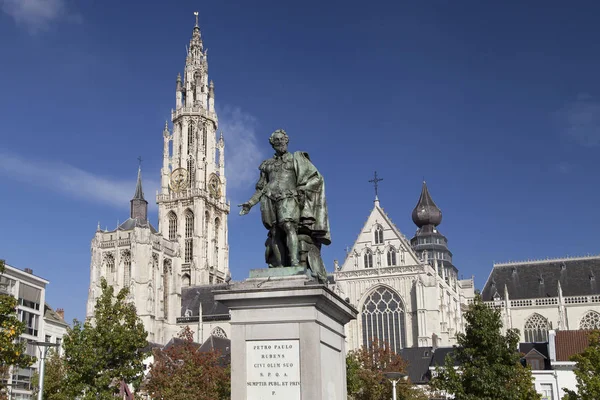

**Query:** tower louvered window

left=168, top=212, right=177, bottom=240
left=187, top=158, right=195, bottom=188
left=188, top=123, right=194, bottom=154
left=524, top=313, right=550, bottom=342
left=214, top=217, right=220, bottom=265
left=123, top=251, right=131, bottom=286
left=185, top=210, right=194, bottom=263
left=361, top=286, right=406, bottom=353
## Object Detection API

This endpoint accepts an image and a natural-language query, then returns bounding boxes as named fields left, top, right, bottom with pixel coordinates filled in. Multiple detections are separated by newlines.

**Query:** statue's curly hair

left=269, top=129, right=289, bottom=145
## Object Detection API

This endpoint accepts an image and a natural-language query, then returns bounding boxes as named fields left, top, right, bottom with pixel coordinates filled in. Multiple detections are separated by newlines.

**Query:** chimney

left=56, top=308, right=65, bottom=320
left=24, top=268, right=33, bottom=274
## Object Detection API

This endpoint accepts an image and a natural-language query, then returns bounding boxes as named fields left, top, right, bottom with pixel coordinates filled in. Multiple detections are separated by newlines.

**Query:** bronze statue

left=239, top=129, right=330, bottom=282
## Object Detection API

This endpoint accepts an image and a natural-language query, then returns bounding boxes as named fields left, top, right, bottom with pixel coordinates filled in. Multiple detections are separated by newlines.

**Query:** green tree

left=431, top=294, right=541, bottom=400
left=563, top=330, right=600, bottom=400
left=31, top=350, right=68, bottom=400
left=61, top=277, right=147, bottom=399
left=0, top=259, right=35, bottom=397
left=346, top=339, right=428, bottom=400
left=144, top=325, right=230, bottom=400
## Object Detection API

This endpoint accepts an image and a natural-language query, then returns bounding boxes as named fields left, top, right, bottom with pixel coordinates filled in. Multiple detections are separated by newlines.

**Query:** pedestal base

left=214, top=276, right=357, bottom=400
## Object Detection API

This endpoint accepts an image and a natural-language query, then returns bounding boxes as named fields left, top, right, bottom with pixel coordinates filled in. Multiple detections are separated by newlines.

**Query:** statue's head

left=269, top=129, right=289, bottom=154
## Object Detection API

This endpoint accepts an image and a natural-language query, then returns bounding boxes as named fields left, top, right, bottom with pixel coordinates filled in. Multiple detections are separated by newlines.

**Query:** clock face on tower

left=208, top=174, right=221, bottom=199
left=169, top=168, right=190, bottom=193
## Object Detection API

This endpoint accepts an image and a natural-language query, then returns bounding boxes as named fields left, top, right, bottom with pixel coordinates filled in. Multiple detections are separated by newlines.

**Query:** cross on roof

left=137, top=156, right=143, bottom=168
left=369, top=171, right=383, bottom=198
left=194, top=11, right=199, bottom=27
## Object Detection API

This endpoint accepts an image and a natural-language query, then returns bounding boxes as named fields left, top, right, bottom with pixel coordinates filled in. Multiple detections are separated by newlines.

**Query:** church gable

left=339, top=201, right=420, bottom=271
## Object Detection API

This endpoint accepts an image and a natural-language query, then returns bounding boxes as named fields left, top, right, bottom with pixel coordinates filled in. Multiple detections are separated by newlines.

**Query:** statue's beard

left=274, top=144, right=287, bottom=154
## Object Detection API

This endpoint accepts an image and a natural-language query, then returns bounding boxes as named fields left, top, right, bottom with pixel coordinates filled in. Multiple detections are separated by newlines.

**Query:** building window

left=19, top=310, right=39, bottom=336
left=123, top=251, right=131, bottom=286
left=45, top=335, right=51, bottom=343
left=364, top=250, right=373, bottom=268
left=11, top=367, right=34, bottom=391
left=185, top=210, right=194, bottom=263
left=524, top=313, right=550, bottom=342
left=18, top=283, right=41, bottom=311
left=387, top=248, right=397, bottom=266
left=187, top=158, right=195, bottom=188
left=104, top=253, right=116, bottom=285
left=374, top=225, right=384, bottom=244
left=211, top=327, right=227, bottom=338
left=0, top=275, right=16, bottom=296
left=182, top=273, right=190, bottom=287
left=56, top=337, right=62, bottom=347
left=188, top=123, right=194, bottom=154
left=214, top=217, right=220, bottom=265
left=580, top=311, right=600, bottom=330
left=361, top=286, right=406, bottom=354
left=168, top=212, right=178, bottom=240
left=540, top=383, right=553, bottom=400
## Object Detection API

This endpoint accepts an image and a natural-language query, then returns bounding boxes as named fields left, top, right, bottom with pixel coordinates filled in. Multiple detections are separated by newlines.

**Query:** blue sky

left=2, top=0, right=600, bottom=323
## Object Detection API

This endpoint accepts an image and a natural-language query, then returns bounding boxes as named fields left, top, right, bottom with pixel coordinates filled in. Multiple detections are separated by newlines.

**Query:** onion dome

left=411, top=181, right=442, bottom=228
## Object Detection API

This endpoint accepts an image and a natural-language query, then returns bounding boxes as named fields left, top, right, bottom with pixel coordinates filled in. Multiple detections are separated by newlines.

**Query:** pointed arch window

left=374, top=225, right=384, bottom=244
left=364, top=249, right=374, bottom=269
left=361, top=286, right=406, bottom=353
left=187, top=158, right=195, bottom=188
left=184, top=210, right=194, bottom=263
left=214, top=217, right=220, bottom=265
left=187, top=123, right=194, bottom=155
left=104, top=253, right=115, bottom=285
left=182, top=273, right=190, bottom=287
left=168, top=212, right=177, bottom=241
left=524, top=313, right=550, bottom=342
left=580, top=311, right=600, bottom=330
left=387, top=247, right=397, bottom=266
left=122, top=250, right=131, bottom=287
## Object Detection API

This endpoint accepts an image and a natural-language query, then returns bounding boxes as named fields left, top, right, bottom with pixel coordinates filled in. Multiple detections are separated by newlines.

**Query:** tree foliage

left=0, top=259, right=35, bottom=396
left=346, top=339, right=427, bottom=400
left=563, top=330, right=600, bottom=400
left=431, top=294, right=541, bottom=400
left=31, top=350, right=68, bottom=400
left=60, top=277, right=148, bottom=399
left=145, top=325, right=230, bottom=400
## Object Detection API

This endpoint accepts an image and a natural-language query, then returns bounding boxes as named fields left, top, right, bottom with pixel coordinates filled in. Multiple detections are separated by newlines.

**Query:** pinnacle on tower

left=131, top=163, right=148, bottom=221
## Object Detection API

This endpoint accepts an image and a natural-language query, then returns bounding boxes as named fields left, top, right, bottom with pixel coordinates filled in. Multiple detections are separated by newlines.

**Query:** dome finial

left=411, top=181, right=442, bottom=228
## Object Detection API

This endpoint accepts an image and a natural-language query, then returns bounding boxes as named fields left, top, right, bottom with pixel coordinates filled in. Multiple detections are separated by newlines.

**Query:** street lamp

left=383, top=371, right=408, bottom=400
left=29, top=341, right=59, bottom=400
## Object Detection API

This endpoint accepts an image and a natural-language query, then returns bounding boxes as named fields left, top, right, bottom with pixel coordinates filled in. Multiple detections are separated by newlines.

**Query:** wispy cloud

left=0, top=150, right=158, bottom=210
left=558, top=93, right=600, bottom=147
left=218, top=106, right=266, bottom=194
left=1, top=0, right=81, bottom=33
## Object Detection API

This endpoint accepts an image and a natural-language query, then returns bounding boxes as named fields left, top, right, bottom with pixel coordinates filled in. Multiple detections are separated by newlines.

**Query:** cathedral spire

left=411, top=181, right=442, bottom=228
left=131, top=161, right=148, bottom=221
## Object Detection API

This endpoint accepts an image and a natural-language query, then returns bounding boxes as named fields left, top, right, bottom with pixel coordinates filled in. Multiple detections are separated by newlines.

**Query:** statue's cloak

left=293, top=151, right=331, bottom=246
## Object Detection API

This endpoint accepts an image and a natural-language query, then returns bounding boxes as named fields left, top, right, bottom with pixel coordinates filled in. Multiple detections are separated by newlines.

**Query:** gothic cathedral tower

left=87, top=14, right=229, bottom=345
left=157, top=14, right=230, bottom=286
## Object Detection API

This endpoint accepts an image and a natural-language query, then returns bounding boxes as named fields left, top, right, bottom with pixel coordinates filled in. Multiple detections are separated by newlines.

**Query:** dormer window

left=374, top=225, right=384, bottom=244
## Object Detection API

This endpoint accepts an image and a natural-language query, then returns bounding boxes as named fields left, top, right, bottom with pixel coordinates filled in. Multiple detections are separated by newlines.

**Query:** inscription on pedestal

left=246, top=339, right=301, bottom=399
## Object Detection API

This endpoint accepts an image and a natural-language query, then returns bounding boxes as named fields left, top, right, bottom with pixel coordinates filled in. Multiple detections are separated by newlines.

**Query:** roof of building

left=163, top=337, right=202, bottom=352
left=481, top=256, right=600, bottom=301
left=43, top=304, right=69, bottom=327
left=555, top=330, right=593, bottom=362
left=198, top=335, right=231, bottom=356
left=400, top=347, right=434, bottom=384
left=429, top=346, right=458, bottom=367
left=180, top=284, right=230, bottom=321
left=411, top=181, right=442, bottom=228
left=117, top=217, right=157, bottom=233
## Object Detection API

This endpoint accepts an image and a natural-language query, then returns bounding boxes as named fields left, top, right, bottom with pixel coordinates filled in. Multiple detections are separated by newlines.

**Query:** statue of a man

left=239, top=129, right=330, bottom=282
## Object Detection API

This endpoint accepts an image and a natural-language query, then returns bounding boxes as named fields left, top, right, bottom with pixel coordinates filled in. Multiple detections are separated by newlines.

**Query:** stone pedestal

left=214, top=273, right=357, bottom=400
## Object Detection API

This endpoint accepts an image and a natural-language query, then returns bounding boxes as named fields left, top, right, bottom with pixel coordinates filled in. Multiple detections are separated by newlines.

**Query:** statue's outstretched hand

left=238, top=202, right=252, bottom=216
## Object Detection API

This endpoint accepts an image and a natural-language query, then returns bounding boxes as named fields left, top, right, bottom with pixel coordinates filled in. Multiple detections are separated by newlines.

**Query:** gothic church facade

left=87, top=17, right=229, bottom=344
left=333, top=183, right=475, bottom=352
